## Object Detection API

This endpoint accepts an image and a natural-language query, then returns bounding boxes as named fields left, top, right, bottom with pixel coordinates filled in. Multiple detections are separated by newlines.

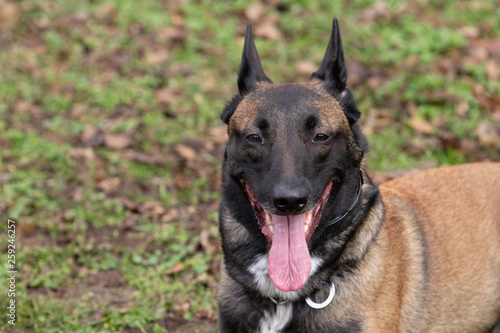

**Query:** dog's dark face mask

left=220, top=19, right=365, bottom=292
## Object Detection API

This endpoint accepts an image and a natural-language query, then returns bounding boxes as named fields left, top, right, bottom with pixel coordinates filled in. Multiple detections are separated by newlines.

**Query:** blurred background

left=0, top=0, right=499, bottom=331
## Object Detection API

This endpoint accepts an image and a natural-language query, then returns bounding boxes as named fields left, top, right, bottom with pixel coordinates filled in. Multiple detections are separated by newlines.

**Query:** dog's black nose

left=272, top=186, right=309, bottom=214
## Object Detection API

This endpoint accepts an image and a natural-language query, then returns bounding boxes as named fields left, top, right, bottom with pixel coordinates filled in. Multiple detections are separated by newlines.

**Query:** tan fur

left=329, top=163, right=500, bottom=332
left=379, top=163, right=500, bottom=331
left=228, top=82, right=272, bottom=135
left=229, top=82, right=350, bottom=136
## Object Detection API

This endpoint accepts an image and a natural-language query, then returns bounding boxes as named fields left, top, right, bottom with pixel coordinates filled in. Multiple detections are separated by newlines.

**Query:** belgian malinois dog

left=217, top=18, right=500, bottom=332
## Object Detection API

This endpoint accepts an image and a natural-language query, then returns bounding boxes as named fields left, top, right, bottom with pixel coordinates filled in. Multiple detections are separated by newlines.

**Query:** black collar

left=324, top=169, right=364, bottom=229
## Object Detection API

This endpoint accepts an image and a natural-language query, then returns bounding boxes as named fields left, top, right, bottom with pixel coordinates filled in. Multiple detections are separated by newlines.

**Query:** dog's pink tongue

left=268, top=214, right=311, bottom=292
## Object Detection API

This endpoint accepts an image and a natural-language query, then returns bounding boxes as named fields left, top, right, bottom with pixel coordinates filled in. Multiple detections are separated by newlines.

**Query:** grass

left=0, top=0, right=499, bottom=331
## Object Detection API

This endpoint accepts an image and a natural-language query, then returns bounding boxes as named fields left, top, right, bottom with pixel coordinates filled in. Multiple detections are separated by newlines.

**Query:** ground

left=0, top=0, right=499, bottom=332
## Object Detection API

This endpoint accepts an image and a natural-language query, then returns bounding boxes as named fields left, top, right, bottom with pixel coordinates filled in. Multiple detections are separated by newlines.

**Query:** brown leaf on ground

left=470, top=38, right=500, bottom=59
left=139, top=201, right=165, bottom=217
left=105, top=134, right=132, bottom=149
left=296, top=61, right=317, bottom=78
left=486, top=60, right=500, bottom=81
left=116, top=218, right=137, bottom=231
left=409, top=117, right=434, bottom=135
left=454, top=99, right=469, bottom=118
left=72, top=187, right=84, bottom=202
left=121, top=150, right=167, bottom=165
left=0, top=1, right=20, bottom=29
left=404, top=137, right=440, bottom=156
left=155, top=87, right=176, bottom=105
left=97, top=177, right=121, bottom=193
left=245, top=2, right=266, bottom=23
left=254, top=16, right=281, bottom=40
left=94, top=2, right=117, bottom=22
left=159, top=26, right=187, bottom=46
left=81, top=125, right=105, bottom=147
left=175, top=144, right=197, bottom=162
left=458, top=26, right=479, bottom=39
left=145, top=48, right=169, bottom=65
left=117, top=197, right=139, bottom=213
left=161, top=208, right=180, bottom=222
left=200, top=228, right=218, bottom=254
left=473, top=85, right=500, bottom=115
left=173, top=302, right=191, bottom=316
left=19, top=223, right=37, bottom=236
left=459, top=139, right=477, bottom=154
left=69, top=147, right=96, bottom=162
left=358, top=1, right=406, bottom=24
left=476, top=121, right=500, bottom=148
left=347, top=61, right=370, bottom=86
left=439, top=131, right=461, bottom=150
left=166, top=262, right=184, bottom=275
left=172, top=172, right=192, bottom=190
left=208, top=126, right=228, bottom=143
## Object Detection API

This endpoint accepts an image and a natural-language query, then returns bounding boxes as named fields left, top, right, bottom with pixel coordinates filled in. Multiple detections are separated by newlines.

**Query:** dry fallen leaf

left=254, top=16, right=281, bottom=40
left=161, top=208, right=180, bottom=222
left=476, top=121, right=500, bottom=148
left=117, top=197, right=139, bottom=212
left=409, top=117, right=434, bottom=135
left=145, top=49, right=169, bottom=65
left=97, top=177, right=121, bottom=193
left=166, top=262, right=184, bottom=275
left=175, top=144, right=197, bottom=161
left=173, top=302, right=191, bottom=315
left=81, top=125, right=105, bottom=147
left=117, top=218, right=137, bottom=230
left=470, top=38, right=500, bottom=59
left=94, top=2, right=117, bottom=22
left=19, top=223, right=37, bottom=237
left=72, top=187, right=84, bottom=202
left=69, top=147, right=96, bottom=161
left=458, top=26, right=479, bottom=39
left=296, top=61, right=317, bottom=78
left=245, top=2, right=265, bottom=22
left=139, top=201, right=165, bottom=217
left=0, top=1, right=20, bottom=29
left=155, top=87, right=175, bottom=104
left=486, top=60, right=500, bottom=81
left=200, top=228, right=217, bottom=254
left=105, top=134, right=132, bottom=149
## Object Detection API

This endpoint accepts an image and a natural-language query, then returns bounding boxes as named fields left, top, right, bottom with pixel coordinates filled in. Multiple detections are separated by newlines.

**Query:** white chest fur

left=259, top=303, right=293, bottom=333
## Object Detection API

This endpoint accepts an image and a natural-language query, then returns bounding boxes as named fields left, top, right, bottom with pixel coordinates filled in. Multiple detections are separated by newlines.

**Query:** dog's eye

left=313, top=133, right=330, bottom=143
left=246, top=134, right=263, bottom=144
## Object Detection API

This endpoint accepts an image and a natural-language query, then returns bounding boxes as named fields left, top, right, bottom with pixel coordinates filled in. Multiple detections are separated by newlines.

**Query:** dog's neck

left=324, top=169, right=364, bottom=234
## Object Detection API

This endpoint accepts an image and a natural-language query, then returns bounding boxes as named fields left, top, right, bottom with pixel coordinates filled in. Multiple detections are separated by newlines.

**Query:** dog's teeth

left=306, top=211, right=312, bottom=224
left=265, top=213, right=272, bottom=224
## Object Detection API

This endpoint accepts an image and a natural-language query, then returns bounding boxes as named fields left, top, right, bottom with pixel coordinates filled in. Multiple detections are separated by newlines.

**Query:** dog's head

left=221, top=19, right=367, bottom=292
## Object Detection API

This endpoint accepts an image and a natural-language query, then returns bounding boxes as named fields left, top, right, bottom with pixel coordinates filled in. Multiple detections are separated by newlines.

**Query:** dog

left=217, top=18, right=500, bottom=332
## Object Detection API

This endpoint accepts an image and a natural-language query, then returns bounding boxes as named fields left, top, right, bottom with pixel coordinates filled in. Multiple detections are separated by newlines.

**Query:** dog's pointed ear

left=238, top=23, right=272, bottom=95
left=311, top=18, right=360, bottom=123
left=221, top=23, right=272, bottom=124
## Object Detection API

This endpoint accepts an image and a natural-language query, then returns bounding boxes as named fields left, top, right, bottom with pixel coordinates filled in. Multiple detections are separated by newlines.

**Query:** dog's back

left=379, top=162, right=500, bottom=331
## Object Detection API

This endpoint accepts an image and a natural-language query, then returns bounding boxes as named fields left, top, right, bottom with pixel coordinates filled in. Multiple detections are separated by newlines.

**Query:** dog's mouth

left=244, top=182, right=332, bottom=292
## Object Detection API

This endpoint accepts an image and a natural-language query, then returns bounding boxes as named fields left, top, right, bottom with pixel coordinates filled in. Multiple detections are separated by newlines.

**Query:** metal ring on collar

left=305, top=282, right=335, bottom=309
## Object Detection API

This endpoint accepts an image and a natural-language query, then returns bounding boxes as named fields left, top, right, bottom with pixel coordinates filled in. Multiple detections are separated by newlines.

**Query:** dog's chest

left=259, top=303, right=293, bottom=333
